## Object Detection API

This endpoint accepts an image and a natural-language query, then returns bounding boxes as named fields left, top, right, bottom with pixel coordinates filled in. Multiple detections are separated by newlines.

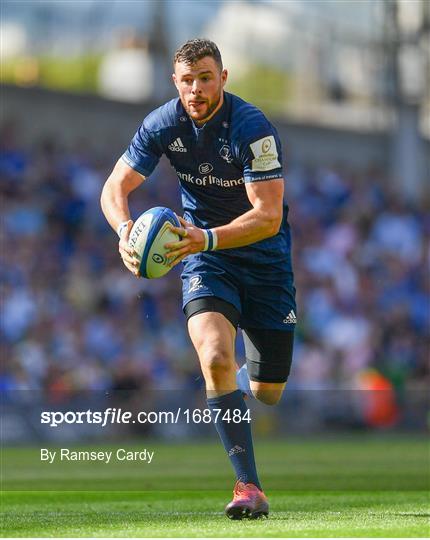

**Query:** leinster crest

left=219, top=144, right=233, bottom=164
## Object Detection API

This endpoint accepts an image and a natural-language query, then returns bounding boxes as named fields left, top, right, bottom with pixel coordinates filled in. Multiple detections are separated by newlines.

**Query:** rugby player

left=100, top=39, right=296, bottom=520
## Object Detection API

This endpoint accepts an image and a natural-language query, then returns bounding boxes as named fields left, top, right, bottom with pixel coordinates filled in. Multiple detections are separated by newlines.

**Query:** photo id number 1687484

left=184, top=408, right=251, bottom=424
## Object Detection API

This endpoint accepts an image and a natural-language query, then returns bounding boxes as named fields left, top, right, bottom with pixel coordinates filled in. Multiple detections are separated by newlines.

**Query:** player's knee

left=250, top=375, right=287, bottom=405
left=200, top=347, right=233, bottom=378
left=254, top=390, right=282, bottom=406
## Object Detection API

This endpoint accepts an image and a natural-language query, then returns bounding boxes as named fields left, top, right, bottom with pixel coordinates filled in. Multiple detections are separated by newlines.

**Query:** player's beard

left=185, top=89, right=222, bottom=124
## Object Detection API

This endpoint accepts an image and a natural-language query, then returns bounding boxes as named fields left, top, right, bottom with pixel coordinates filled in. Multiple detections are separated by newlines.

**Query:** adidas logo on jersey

left=168, top=137, right=187, bottom=152
left=228, top=445, right=245, bottom=457
left=283, top=310, right=297, bottom=324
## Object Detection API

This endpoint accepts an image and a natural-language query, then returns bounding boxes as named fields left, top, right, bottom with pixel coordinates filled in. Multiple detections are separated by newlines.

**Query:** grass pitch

left=1, top=437, right=429, bottom=537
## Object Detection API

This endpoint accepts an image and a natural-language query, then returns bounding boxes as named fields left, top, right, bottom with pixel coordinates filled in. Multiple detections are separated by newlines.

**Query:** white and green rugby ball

left=128, top=207, right=181, bottom=279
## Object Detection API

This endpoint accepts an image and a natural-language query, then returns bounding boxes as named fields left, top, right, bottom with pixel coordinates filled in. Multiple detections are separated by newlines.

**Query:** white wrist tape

left=116, top=221, right=129, bottom=238
left=202, top=229, right=218, bottom=251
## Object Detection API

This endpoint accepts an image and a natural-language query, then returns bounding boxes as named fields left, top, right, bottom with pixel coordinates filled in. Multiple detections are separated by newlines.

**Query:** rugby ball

left=128, top=207, right=181, bottom=279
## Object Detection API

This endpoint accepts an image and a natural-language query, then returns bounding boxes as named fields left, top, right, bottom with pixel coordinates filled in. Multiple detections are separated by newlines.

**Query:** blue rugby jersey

left=122, top=91, right=292, bottom=265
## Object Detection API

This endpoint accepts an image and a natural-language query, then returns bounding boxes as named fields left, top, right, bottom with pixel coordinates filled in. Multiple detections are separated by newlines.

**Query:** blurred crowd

left=1, top=121, right=429, bottom=411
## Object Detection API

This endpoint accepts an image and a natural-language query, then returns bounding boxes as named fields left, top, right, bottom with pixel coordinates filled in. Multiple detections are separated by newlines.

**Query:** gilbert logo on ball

left=129, top=207, right=180, bottom=279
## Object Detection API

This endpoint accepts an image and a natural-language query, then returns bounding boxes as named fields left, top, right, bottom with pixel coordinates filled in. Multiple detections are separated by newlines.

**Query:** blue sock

left=236, top=364, right=253, bottom=398
left=207, top=389, right=261, bottom=489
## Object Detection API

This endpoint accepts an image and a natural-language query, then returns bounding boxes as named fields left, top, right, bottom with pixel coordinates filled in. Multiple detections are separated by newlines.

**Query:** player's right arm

left=100, top=158, right=145, bottom=276
left=102, top=107, right=165, bottom=274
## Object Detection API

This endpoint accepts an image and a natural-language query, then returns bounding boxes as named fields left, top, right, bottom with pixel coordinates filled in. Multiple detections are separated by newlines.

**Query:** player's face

left=173, top=56, right=227, bottom=124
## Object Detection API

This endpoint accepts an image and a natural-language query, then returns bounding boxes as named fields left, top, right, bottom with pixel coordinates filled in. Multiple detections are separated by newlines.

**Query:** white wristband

left=116, top=221, right=128, bottom=238
left=202, top=229, right=218, bottom=251
left=210, top=229, right=218, bottom=250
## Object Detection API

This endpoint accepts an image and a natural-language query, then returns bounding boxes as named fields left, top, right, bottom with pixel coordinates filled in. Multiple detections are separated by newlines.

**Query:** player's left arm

left=165, top=178, right=284, bottom=263
left=204, top=178, right=284, bottom=248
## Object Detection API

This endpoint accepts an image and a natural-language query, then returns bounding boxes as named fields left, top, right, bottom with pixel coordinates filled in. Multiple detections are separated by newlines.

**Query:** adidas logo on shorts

left=228, top=445, right=245, bottom=457
left=168, top=137, right=187, bottom=152
left=283, top=310, right=297, bottom=325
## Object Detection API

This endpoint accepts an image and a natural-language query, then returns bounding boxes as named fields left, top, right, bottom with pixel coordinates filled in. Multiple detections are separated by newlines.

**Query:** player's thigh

left=188, top=310, right=238, bottom=396
left=182, top=254, right=241, bottom=367
left=187, top=308, right=237, bottom=369
left=242, top=327, right=295, bottom=384
left=241, top=268, right=296, bottom=385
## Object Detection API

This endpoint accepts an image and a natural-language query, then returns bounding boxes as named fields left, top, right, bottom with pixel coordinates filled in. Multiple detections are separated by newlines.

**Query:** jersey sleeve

left=121, top=122, right=163, bottom=177
left=239, top=127, right=284, bottom=183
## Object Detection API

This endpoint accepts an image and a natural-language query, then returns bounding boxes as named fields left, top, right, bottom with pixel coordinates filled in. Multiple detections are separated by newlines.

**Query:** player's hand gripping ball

left=128, top=207, right=181, bottom=278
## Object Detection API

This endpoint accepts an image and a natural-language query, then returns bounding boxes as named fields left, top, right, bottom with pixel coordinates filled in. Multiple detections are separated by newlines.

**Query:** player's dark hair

left=173, top=39, right=223, bottom=70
